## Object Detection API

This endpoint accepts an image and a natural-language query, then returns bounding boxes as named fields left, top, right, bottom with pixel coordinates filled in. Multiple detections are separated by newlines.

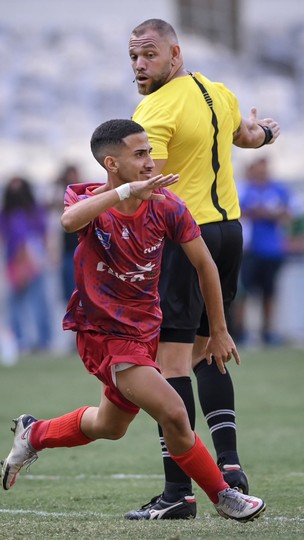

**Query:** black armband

left=257, top=124, right=273, bottom=147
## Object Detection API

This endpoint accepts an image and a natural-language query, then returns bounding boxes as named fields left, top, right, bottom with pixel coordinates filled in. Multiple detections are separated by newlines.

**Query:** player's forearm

left=61, top=189, right=121, bottom=232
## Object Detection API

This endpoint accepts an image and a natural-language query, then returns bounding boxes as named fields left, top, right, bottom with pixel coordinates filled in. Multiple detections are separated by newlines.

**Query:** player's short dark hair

left=90, top=119, right=144, bottom=167
left=131, top=19, right=178, bottom=43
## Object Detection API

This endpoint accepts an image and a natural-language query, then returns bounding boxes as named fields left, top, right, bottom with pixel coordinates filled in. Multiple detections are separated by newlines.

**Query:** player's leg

left=156, top=339, right=196, bottom=502
left=117, top=365, right=227, bottom=495
left=125, top=240, right=201, bottom=519
left=157, top=241, right=200, bottom=504
left=1, top=383, right=137, bottom=491
left=1, top=330, right=142, bottom=491
left=193, top=221, right=249, bottom=493
left=117, top=365, right=194, bottom=455
left=120, top=365, right=266, bottom=523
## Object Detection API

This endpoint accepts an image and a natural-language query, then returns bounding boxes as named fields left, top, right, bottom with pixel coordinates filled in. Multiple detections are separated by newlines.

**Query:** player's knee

left=107, top=430, right=125, bottom=440
left=104, top=427, right=127, bottom=440
left=160, top=402, right=190, bottom=434
left=94, top=422, right=128, bottom=440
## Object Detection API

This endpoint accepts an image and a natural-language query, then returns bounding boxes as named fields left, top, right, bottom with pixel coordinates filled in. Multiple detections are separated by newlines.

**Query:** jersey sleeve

left=63, top=183, right=99, bottom=239
left=63, top=183, right=90, bottom=210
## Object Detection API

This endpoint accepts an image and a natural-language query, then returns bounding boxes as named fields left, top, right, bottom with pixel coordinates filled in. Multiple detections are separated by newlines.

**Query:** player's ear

left=104, top=156, right=119, bottom=173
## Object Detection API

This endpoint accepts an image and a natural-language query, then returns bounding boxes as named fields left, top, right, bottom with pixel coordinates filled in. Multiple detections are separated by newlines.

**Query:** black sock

left=158, top=376, right=195, bottom=501
left=193, top=360, right=240, bottom=465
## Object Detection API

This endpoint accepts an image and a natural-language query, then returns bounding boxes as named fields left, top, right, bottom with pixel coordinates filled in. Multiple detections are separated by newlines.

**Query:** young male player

left=1, top=119, right=265, bottom=523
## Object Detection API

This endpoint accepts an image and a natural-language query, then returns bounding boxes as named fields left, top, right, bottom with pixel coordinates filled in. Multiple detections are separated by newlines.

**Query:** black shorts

left=159, top=220, right=243, bottom=343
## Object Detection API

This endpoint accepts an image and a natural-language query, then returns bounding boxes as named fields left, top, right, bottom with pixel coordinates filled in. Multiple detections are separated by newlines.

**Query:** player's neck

left=114, top=198, right=143, bottom=215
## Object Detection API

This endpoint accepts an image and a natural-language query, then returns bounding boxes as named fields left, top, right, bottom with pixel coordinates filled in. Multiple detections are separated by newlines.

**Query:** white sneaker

left=215, top=488, right=266, bottom=522
left=1, top=414, right=38, bottom=490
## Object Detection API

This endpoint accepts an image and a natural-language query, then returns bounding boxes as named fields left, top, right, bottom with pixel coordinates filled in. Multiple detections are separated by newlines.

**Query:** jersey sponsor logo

left=95, top=228, right=111, bottom=249
left=97, top=261, right=157, bottom=282
left=143, top=237, right=164, bottom=254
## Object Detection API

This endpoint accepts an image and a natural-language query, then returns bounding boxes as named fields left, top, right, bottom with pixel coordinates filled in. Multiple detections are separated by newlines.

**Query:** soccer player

left=1, top=119, right=266, bottom=523
left=125, top=18, right=280, bottom=519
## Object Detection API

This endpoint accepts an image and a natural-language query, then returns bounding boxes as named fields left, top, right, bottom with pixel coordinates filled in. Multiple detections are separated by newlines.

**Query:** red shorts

left=76, top=331, right=160, bottom=415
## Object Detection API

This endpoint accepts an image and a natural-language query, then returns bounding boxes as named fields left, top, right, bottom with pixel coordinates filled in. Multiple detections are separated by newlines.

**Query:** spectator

left=49, top=164, right=81, bottom=302
left=0, top=176, right=52, bottom=354
left=235, top=158, right=293, bottom=345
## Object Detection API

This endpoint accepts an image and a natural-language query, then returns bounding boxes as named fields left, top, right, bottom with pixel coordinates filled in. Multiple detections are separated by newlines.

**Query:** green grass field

left=0, top=347, right=303, bottom=539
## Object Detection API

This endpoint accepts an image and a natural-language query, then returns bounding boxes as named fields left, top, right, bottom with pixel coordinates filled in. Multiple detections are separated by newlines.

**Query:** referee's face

left=129, top=30, right=175, bottom=95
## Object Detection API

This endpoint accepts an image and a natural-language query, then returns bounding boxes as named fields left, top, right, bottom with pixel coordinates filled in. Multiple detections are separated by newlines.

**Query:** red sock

left=169, top=433, right=229, bottom=503
left=30, top=407, right=93, bottom=451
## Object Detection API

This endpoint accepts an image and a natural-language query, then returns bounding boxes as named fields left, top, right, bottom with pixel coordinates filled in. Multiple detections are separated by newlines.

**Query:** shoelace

left=24, top=454, right=38, bottom=471
left=221, top=489, right=247, bottom=513
left=141, top=494, right=162, bottom=510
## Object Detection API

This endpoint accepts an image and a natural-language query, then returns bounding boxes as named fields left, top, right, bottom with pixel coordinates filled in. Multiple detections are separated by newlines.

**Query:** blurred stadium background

left=0, top=0, right=303, bottom=359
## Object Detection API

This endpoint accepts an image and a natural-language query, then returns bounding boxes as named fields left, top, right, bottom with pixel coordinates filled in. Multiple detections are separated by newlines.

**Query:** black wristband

left=257, top=124, right=273, bottom=147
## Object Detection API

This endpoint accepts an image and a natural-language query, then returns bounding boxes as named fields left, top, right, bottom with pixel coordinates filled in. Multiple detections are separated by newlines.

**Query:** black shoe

left=124, top=493, right=197, bottom=520
left=218, top=461, right=249, bottom=495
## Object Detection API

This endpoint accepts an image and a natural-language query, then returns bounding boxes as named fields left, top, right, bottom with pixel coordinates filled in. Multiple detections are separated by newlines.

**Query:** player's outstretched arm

left=61, top=174, right=179, bottom=233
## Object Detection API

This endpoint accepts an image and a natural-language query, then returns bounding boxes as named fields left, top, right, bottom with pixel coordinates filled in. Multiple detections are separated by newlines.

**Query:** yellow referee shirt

left=132, top=72, right=241, bottom=225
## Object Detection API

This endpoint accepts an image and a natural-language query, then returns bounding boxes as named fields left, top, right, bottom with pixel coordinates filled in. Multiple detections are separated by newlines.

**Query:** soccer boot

left=1, top=414, right=38, bottom=490
left=218, top=459, right=249, bottom=494
left=124, top=493, right=196, bottom=520
left=215, top=487, right=266, bottom=522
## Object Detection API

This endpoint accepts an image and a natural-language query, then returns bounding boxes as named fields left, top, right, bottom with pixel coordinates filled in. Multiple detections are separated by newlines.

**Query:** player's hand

left=130, top=174, right=179, bottom=200
left=204, top=332, right=240, bottom=374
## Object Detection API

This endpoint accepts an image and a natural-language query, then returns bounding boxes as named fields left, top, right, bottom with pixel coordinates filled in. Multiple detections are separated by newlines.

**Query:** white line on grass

left=0, top=509, right=103, bottom=518
left=0, top=508, right=303, bottom=523
left=21, top=471, right=304, bottom=481
left=21, top=473, right=164, bottom=481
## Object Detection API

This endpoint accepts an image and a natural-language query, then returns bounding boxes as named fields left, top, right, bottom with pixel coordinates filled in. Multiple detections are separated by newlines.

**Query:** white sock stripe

left=159, top=436, right=168, bottom=454
left=209, top=422, right=236, bottom=433
left=205, top=409, right=236, bottom=421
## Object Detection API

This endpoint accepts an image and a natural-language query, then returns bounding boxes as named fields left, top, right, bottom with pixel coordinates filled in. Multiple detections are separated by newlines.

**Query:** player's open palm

left=130, top=174, right=179, bottom=200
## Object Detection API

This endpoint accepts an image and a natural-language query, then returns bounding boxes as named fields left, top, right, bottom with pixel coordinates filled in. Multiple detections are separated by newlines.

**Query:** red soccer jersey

left=63, top=183, right=201, bottom=341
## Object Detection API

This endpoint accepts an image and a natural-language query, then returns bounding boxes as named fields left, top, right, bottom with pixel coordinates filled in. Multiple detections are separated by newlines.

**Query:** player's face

left=115, top=132, right=155, bottom=182
left=129, top=30, right=175, bottom=95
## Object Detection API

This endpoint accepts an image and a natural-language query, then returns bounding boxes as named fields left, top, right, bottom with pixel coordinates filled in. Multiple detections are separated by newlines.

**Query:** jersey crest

left=95, top=228, right=111, bottom=250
